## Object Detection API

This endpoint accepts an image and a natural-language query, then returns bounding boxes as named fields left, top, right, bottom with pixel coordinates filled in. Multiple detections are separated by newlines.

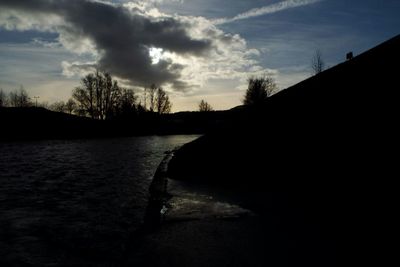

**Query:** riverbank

left=131, top=150, right=336, bottom=267
left=100, top=34, right=400, bottom=265
left=147, top=35, right=400, bottom=266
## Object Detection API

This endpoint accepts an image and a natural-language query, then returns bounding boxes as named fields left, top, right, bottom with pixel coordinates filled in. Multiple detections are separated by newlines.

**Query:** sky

left=0, top=0, right=399, bottom=111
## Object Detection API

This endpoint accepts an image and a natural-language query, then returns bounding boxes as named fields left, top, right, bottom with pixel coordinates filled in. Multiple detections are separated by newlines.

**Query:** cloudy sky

left=0, top=0, right=399, bottom=111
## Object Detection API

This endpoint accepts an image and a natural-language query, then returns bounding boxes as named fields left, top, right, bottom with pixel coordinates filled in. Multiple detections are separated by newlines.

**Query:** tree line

left=0, top=71, right=174, bottom=120
left=71, top=71, right=174, bottom=119
left=0, top=86, right=31, bottom=108
left=2, top=50, right=326, bottom=113
left=1, top=71, right=279, bottom=115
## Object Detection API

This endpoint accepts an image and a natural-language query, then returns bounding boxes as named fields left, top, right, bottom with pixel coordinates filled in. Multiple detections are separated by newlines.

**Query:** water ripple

left=0, top=135, right=199, bottom=266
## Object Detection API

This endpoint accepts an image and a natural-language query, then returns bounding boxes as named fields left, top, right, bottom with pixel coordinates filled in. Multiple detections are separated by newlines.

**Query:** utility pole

left=33, top=96, right=39, bottom=107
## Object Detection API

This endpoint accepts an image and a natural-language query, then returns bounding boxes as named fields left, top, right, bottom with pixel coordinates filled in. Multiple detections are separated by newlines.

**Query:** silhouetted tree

left=199, top=100, right=213, bottom=112
left=117, top=88, right=138, bottom=116
left=243, top=75, right=277, bottom=106
left=75, top=107, right=87, bottom=117
left=103, top=72, right=121, bottom=118
left=73, top=74, right=95, bottom=118
left=156, top=87, right=172, bottom=114
left=9, top=86, right=31, bottom=107
left=144, top=84, right=158, bottom=112
left=136, top=102, right=147, bottom=115
left=73, top=71, right=122, bottom=120
left=65, top=98, right=77, bottom=114
left=141, top=91, right=147, bottom=111
left=143, top=84, right=172, bottom=114
left=311, top=49, right=325, bottom=75
left=50, top=101, right=66, bottom=113
left=0, top=89, right=7, bottom=107
left=9, top=91, right=18, bottom=107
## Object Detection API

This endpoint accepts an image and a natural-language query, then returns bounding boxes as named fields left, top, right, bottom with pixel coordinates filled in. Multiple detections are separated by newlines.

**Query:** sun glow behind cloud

left=60, top=1, right=275, bottom=98
left=148, top=47, right=164, bottom=64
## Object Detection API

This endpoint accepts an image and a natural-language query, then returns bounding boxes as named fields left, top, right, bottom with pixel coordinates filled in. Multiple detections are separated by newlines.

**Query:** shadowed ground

left=129, top=177, right=335, bottom=267
left=129, top=35, right=400, bottom=266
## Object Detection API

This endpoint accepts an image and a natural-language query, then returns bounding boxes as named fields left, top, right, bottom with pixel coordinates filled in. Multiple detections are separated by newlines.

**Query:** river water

left=0, top=135, right=199, bottom=266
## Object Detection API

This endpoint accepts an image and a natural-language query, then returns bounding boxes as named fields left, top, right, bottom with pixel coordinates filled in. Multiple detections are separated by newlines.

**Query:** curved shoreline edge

left=144, top=144, right=254, bottom=229
left=144, top=148, right=177, bottom=229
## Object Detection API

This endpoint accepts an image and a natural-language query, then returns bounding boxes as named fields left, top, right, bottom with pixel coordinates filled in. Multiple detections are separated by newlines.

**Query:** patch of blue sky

left=0, top=28, right=58, bottom=43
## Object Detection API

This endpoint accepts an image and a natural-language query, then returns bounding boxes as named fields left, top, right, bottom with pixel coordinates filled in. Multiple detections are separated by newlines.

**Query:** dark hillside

left=168, top=35, right=400, bottom=263
left=170, top=34, right=400, bottom=183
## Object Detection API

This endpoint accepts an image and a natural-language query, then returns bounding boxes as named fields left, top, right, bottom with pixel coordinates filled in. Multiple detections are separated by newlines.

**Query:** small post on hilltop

left=33, top=96, right=39, bottom=107
left=346, top=52, right=353, bottom=61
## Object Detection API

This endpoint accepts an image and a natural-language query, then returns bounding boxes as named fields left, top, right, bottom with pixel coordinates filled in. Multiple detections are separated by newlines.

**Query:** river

left=0, top=135, right=199, bottom=266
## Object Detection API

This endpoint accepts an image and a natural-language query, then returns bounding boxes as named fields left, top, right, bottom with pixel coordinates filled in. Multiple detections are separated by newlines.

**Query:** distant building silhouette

left=346, top=52, right=353, bottom=60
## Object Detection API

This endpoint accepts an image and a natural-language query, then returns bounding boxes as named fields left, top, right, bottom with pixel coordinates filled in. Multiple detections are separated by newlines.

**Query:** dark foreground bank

left=128, top=150, right=335, bottom=267
left=154, top=35, right=400, bottom=266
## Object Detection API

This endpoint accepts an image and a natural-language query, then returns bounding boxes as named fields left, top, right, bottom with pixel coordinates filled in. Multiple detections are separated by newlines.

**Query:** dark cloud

left=0, top=0, right=211, bottom=90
